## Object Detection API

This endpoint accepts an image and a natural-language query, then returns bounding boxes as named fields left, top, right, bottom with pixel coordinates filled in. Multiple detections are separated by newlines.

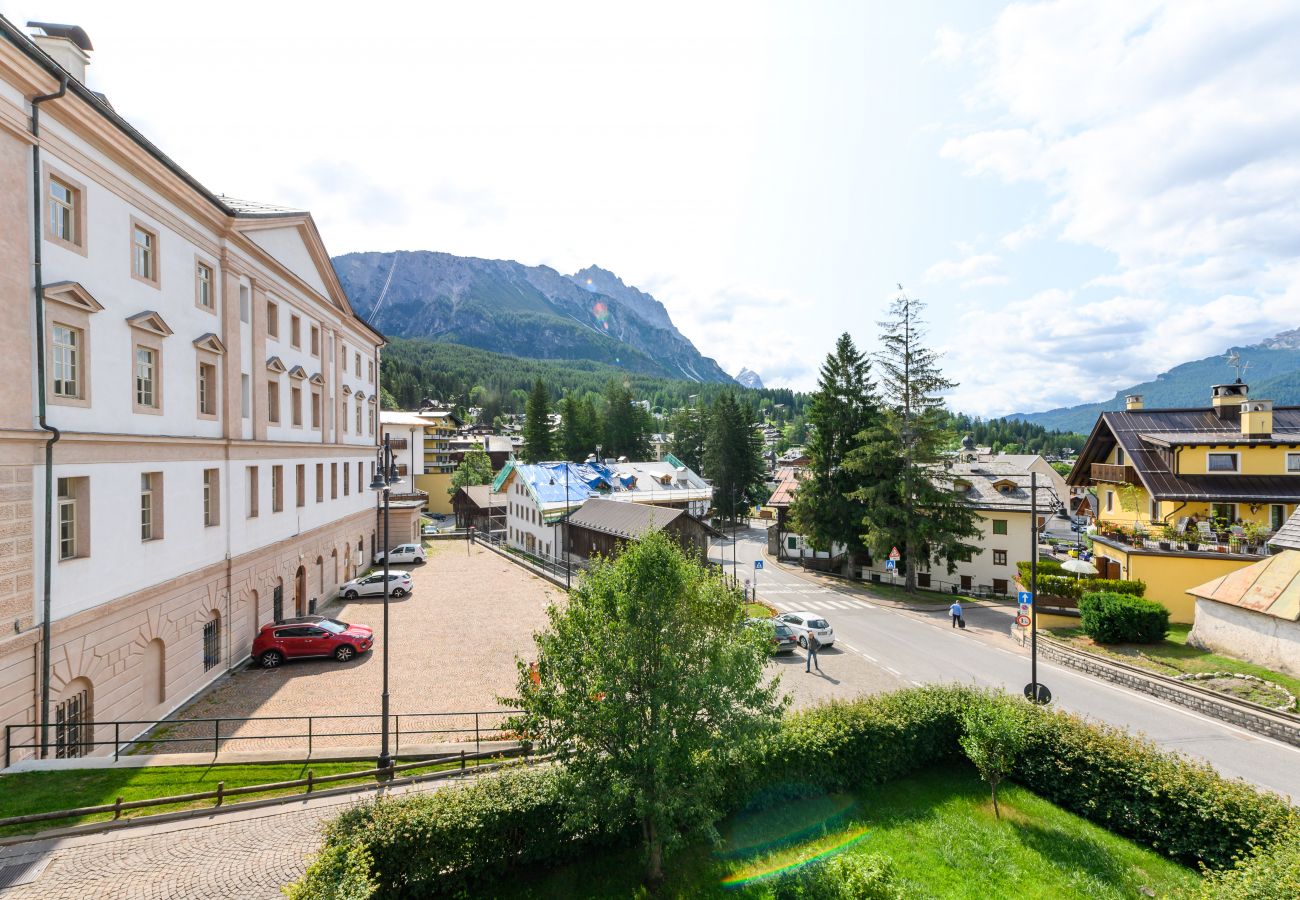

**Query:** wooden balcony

left=388, top=438, right=408, bottom=450
left=1090, top=463, right=1140, bottom=485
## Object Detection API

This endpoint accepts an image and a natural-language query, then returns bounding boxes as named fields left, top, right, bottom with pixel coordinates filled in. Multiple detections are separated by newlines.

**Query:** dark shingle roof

left=1070, top=404, right=1300, bottom=501
left=1269, top=507, right=1300, bottom=550
left=566, top=498, right=683, bottom=539
left=456, top=485, right=503, bottom=510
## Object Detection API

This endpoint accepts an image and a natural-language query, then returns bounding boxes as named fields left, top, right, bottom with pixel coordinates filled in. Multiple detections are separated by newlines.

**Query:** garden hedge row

left=290, top=686, right=1299, bottom=898
left=1079, top=590, right=1170, bottom=643
left=1033, top=573, right=1147, bottom=602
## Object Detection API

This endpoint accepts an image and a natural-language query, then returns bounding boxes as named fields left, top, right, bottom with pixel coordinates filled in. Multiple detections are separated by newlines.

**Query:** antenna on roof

left=1224, top=351, right=1250, bottom=383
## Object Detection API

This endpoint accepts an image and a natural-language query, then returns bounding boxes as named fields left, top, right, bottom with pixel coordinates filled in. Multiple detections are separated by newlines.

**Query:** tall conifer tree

left=703, top=393, right=765, bottom=522
left=789, top=334, right=883, bottom=564
left=849, top=291, right=979, bottom=592
left=522, top=378, right=554, bottom=463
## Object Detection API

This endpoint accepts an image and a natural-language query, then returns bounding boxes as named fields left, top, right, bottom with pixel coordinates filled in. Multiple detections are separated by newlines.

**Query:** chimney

left=1211, top=382, right=1248, bottom=421
left=1240, top=399, right=1273, bottom=439
left=1125, top=394, right=1144, bottom=410
left=27, top=22, right=93, bottom=84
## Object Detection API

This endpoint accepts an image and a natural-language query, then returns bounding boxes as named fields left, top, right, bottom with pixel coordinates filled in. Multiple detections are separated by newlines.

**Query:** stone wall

left=1038, top=637, right=1300, bottom=748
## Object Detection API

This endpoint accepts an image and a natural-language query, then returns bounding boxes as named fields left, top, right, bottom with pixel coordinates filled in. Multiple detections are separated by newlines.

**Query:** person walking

left=805, top=630, right=821, bottom=673
left=950, top=600, right=963, bottom=628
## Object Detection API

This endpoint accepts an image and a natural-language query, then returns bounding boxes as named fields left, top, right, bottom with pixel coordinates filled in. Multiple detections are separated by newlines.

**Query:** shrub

left=771, top=853, right=900, bottom=899
left=295, top=765, right=633, bottom=899
left=282, top=843, right=376, bottom=900
left=1031, top=574, right=1146, bottom=602
left=1079, top=590, right=1169, bottom=643
left=959, top=695, right=1027, bottom=818
left=1198, top=828, right=1300, bottom=898
left=1012, top=703, right=1299, bottom=870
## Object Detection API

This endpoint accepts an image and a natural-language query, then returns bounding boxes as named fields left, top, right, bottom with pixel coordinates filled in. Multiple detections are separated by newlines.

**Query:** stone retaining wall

left=1039, top=637, right=1300, bottom=748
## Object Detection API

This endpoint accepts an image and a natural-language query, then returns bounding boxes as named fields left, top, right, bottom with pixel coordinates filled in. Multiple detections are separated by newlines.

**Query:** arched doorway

left=249, top=588, right=260, bottom=637
left=316, top=556, right=324, bottom=595
left=273, top=578, right=284, bottom=623
left=294, top=565, right=307, bottom=616
left=331, top=548, right=339, bottom=588
left=142, top=638, right=165, bottom=708
left=56, top=677, right=93, bottom=759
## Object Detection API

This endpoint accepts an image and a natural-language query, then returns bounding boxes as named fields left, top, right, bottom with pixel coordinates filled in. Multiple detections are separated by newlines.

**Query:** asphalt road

left=712, top=524, right=1300, bottom=801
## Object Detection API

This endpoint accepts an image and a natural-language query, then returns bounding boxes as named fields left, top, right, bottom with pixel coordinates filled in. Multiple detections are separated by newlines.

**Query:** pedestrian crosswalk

left=763, top=597, right=872, bottom=612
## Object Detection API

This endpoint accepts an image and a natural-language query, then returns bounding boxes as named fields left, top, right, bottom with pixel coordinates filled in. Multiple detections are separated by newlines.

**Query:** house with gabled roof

left=1067, top=383, right=1300, bottom=621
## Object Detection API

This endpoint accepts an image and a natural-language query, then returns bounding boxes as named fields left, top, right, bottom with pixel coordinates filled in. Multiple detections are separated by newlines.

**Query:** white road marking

left=883, top=665, right=902, bottom=676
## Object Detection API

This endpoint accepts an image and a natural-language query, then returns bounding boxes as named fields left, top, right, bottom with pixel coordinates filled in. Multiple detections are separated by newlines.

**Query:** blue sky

left=11, top=1, right=1300, bottom=415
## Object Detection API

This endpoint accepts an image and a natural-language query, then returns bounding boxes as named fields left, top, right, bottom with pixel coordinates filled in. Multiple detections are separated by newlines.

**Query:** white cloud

left=936, top=0, right=1300, bottom=413
left=924, top=251, right=1008, bottom=289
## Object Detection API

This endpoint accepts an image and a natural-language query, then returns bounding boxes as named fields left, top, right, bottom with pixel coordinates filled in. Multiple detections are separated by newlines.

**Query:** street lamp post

left=370, top=434, right=401, bottom=775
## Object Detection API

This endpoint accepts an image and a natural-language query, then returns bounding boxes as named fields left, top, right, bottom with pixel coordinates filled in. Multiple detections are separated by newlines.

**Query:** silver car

left=339, top=571, right=413, bottom=599
left=776, top=611, right=835, bottom=648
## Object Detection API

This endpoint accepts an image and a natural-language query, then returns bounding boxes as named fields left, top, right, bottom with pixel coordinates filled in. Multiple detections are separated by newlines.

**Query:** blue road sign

left=1018, top=591, right=1033, bottom=605
left=754, top=560, right=764, bottom=570
left=885, top=559, right=896, bottom=571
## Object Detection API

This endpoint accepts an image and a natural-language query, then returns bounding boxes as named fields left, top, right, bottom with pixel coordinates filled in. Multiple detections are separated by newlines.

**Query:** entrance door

left=295, top=566, right=307, bottom=616
left=272, top=583, right=284, bottom=623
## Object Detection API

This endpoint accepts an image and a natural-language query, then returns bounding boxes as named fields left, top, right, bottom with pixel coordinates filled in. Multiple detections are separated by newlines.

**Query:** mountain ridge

left=1008, top=330, right=1300, bottom=432
left=332, top=250, right=734, bottom=384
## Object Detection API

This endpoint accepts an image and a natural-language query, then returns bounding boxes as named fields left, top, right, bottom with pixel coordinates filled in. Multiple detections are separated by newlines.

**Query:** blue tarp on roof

left=515, top=462, right=614, bottom=506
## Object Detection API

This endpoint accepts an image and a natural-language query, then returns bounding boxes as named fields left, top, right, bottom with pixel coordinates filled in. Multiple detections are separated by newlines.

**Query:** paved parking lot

left=153, top=540, right=563, bottom=753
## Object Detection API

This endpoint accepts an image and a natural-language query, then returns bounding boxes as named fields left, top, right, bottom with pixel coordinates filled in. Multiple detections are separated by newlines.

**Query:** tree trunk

left=645, top=817, right=664, bottom=884
left=991, top=779, right=1001, bottom=819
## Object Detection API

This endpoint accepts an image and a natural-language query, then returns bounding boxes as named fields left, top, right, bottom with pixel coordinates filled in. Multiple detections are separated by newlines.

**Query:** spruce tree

left=850, top=291, right=979, bottom=592
left=522, top=378, right=554, bottom=463
left=602, top=380, right=651, bottom=459
left=667, top=404, right=707, bottom=472
left=789, top=334, right=882, bottom=564
left=703, top=393, right=765, bottom=522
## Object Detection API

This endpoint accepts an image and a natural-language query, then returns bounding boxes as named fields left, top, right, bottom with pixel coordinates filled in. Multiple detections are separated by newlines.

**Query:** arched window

left=203, top=610, right=221, bottom=672
left=317, top=556, right=325, bottom=593
left=55, top=677, right=93, bottom=759
left=142, top=638, right=165, bottom=706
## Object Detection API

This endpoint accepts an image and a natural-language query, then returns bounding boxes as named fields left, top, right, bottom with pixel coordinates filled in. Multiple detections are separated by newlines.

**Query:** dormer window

left=953, top=478, right=972, bottom=492
left=1207, top=452, right=1239, bottom=473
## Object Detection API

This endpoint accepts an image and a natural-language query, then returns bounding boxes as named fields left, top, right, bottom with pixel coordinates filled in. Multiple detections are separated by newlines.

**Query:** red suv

left=252, top=617, right=374, bottom=668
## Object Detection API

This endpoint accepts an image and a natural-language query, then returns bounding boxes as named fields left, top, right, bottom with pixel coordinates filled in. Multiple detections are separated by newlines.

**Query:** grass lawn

left=859, top=580, right=987, bottom=607
left=1047, top=624, right=1300, bottom=712
left=744, top=603, right=773, bottom=619
left=512, top=767, right=1199, bottom=898
left=0, top=755, right=484, bottom=838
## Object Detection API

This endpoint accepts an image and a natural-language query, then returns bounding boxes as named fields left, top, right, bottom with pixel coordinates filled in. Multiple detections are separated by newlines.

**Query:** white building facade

left=0, top=20, right=385, bottom=761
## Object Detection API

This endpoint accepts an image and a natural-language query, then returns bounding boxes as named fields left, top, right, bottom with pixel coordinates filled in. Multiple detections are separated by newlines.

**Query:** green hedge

left=290, top=687, right=1299, bottom=897
left=1079, top=590, right=1170, bottom=643
left=1197, top=829, right=1300, bottom=898
left=1031, top=573, right=1147, bottom=602
left=285, top=766, right=633, bottom=900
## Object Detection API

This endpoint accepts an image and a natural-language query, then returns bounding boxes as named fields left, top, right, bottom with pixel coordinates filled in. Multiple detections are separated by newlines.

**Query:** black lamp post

left=370, top=434, right=401, bottom=775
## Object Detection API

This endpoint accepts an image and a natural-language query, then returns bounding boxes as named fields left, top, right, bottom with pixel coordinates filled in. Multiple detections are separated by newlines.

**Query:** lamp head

left=368, top=471, right=387, bottom=492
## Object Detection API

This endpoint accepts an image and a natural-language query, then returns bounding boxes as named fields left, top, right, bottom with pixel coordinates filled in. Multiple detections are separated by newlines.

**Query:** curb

left=1038, top=637, right=1300, bottom=748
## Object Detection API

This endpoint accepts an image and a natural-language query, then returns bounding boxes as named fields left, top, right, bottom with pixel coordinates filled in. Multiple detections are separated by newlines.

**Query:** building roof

left=216, top=195, right=306, bottom=217
left=1068, top=402, right=1300, bottom=502
left=494, top=455, right=711, bottom=522
left=1269, top=507, right=1300, bottom=551
left=1185, top=551, right=1300, bottom=621
left=766, top=467, right=803, bottom=508
left=945, top=459, right=1056, bottom=513
left=454, top=484, right=504, bottom=511
left=380, top=411, right=434, bottom=427
left=566, top=498, right=684, bottom=538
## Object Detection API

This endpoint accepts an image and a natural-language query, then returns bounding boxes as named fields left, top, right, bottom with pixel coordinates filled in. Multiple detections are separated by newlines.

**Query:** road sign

left=1018, top=591, right=1033, bottom=605
left=1024, top=682, right=1052, bottom=705
left=1015, top=614, right=1031, bottom=627
left=888, top=547, right=901, bottom=561
left=885, top=559, right=896, bottom=571
left=754, top=560, right=764, bottom=570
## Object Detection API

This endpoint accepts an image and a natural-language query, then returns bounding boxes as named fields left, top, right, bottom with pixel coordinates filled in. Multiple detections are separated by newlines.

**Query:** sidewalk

left=0, top=767, right=486, bottom=898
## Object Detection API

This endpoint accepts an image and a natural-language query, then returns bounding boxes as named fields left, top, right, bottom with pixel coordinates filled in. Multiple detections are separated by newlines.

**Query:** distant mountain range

left=1009, top=329, right=1300, bottom=433
left=332, top=251, right=734, bottom=384
left=734, top=367, right=764, bottom=389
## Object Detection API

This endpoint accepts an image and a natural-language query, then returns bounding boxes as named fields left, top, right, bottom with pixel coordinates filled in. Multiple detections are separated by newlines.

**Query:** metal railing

left=4, top=709, right=520, bottom=768
left=474, top=529, right=587, bottom=583
left=0, top=746, right=533, bottom=833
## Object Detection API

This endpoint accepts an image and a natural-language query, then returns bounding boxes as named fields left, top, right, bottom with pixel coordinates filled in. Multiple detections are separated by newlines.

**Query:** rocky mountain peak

left=735, top=367, right=764, bottom=389
left=1255, top=327, right=1300, bottom=350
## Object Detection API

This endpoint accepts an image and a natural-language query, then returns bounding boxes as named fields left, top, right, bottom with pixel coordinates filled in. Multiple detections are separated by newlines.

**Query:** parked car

left=745, top=617, right=798, bottom=654
left=374, top=543, right=427, bottom=565
left=339, top=571, right=413, bottom=599
left=776, top=611, right=835, bottom=648
left=421, top=524, right=439, bottom=537
left=252, top=618, right=374, bottom=668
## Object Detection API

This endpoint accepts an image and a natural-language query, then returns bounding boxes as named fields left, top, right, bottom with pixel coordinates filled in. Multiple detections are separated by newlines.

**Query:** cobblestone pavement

left=144, top=541, right=562, bottom=754
left=0, top=775, right=478, bottom=899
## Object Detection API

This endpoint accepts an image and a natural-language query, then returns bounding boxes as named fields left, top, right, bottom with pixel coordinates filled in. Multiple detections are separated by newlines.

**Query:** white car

left=373, top=543, right=427, bottom=565
left=776, top=611, right=835, bottom=648
left=339, top=571, right=413, bottom=599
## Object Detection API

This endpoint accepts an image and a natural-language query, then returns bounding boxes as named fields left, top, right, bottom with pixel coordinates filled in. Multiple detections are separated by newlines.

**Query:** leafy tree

left=505, top=532, right=785, bottom=884
left=704, top=392, right=766, bottom=522
left=522, top=379, right=554, bottom=463
left=790, top=333, right=882, bottom=560
left=959, top=698, right=1028, bottom=819
left=447, top=447, right=494, bottom=496
left=378, top=385, right=399, bottom=410
left=851, top=292, right=980, bottom=592
left=666, top=404, right=708, bottom=472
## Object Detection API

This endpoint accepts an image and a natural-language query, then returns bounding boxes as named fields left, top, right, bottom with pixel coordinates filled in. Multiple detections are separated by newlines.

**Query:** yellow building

left=1067, top=383, right=1299, bottom=622
left=380, top=409, right=463, bottom=515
